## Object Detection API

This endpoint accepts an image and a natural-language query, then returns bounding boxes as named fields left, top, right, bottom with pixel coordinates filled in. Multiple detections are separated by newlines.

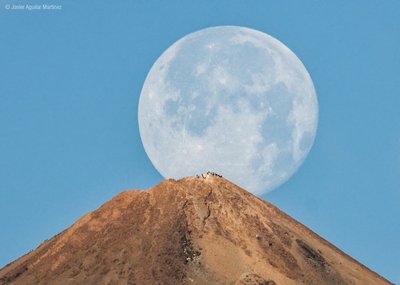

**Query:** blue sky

left=0, top=0, right=399, bottom=283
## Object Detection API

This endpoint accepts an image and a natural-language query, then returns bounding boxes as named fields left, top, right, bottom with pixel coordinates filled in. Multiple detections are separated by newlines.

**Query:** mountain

left=0, top=174, right=393, bottom=285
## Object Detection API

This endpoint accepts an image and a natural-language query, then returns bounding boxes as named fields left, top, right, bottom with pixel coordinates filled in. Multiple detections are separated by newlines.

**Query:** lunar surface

left=138, top=26, right=318, bottom=195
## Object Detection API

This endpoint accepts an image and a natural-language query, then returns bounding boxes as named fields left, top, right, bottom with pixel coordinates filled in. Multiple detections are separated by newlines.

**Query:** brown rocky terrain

left=0, top=174, right=393, bottom=285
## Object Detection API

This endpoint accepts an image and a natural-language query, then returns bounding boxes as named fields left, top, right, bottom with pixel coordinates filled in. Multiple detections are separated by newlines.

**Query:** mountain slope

left=0, top=175, right=393, bottom=285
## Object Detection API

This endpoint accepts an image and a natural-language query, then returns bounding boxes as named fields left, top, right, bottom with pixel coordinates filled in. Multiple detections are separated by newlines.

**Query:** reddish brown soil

left=0, top=175, right=393, bottom=285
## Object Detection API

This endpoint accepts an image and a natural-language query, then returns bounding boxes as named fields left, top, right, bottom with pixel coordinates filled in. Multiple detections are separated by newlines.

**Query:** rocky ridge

left=0, top=174, right=393, bottom=285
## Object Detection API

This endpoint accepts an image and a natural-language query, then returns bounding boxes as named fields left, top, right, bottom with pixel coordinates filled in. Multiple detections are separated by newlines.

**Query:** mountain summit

left=0, top=174, right=392, bottom=285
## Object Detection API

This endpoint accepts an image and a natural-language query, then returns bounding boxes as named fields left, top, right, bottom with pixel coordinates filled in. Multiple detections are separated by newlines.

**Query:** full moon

left=138, top=26, right=318, bottom=195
